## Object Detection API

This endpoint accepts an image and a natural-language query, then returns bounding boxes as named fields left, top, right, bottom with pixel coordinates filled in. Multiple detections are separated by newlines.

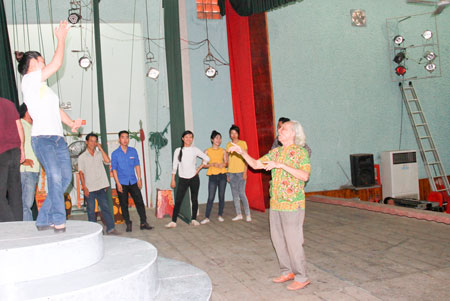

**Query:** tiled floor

left=72, top=199, right=450, bottom=300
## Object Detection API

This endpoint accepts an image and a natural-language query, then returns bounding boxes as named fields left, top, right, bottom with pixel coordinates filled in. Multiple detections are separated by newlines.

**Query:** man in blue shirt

left=111, top=130, right=153, bottom=232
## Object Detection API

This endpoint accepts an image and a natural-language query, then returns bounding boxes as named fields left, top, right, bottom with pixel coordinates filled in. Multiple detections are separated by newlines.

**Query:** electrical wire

left=399, top=85, right=404, bottom=150
left=35, top=0, right=46, bottom=58
left=23, top=0, right=30, bottom=50
left=127, top=0, right=137, bottom=131
left=48, top=0, right=63, bottom=103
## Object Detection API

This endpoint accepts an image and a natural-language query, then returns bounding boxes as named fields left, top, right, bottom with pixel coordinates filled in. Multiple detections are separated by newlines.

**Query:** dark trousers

left=0, top=148, right=23, bottom=222
left=205, top=173, right=227, bottom=218
left=117, top=183, right=147, bottom=224
left=172, top=175, right=200, bottom=222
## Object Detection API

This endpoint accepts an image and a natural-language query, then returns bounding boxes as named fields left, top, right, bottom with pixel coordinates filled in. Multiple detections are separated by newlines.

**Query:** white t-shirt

left=21, top=70, right=63, bottom=136
left=172, top=146, right=210, bottom=179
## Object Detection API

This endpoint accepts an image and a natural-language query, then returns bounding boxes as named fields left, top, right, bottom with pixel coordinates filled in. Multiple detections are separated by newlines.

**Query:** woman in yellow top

left=226, top=125, right=251, bottom=222
left=201, top=130, right=228, bottom=224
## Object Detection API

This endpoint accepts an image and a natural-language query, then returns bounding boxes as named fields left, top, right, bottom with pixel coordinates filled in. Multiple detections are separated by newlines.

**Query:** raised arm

left=41, top=21, right=70, bottom=82
left=228, top=143, right=264, bottom=170
left=97, top=143, right=110, bottom=164
left=263, top=161, right=309, bottom=181
left=60, top=108, right=82, bottom=133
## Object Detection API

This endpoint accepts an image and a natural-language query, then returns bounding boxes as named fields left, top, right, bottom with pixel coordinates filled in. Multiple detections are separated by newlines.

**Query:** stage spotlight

left=395, top=66, right=406, bottom=76
left=422, top=30, right=433, bottom=40
left=393, top=35, right=404, bottom=45
left=205, top=66, right=218, bottom=79
left=393, top=52, right=405, bottom=64
left=79, top=56, right=92, bottom=69
left=423, top=51, right=436, bottom=61
left=146, top=67, right=160, bottom=80
left=68, top=11, right=81, bottom=24
left=424, top=63, right=436, bottom=73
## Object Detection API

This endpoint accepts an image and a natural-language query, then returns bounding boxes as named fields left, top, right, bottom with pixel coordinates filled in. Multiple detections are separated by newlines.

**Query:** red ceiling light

left=395, top=66, right=406, bottom=76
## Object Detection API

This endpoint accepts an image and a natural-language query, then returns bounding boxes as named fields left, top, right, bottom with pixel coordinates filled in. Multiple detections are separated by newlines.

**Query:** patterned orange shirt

left=259, top=144, right=311, bottom=211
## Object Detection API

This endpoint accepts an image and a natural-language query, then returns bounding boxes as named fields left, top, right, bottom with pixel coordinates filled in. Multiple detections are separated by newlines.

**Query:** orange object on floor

left=155, top=189, right=174, bottom=219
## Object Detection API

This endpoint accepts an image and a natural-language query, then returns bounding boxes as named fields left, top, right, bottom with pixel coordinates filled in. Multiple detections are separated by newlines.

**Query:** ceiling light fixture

left=395, top=66, right=406, bottom=76
left=424, top=63, right=436, bottom=73
left=422, top=30, right=433, bottom=40
left=205, top=66, right=218, bottom=79
left=68, top=11, right=81, bottom=24
left=393, top=35, right=404, bottom=45
left=68, top=1, right=82, bottom=25
left=393, top=52, right=406, bottom=64
left=423, top=51, right=436, bottom=61
left=144, top=0, right=159, bottom=81
left=79, top=56, right=92, bottom=69
left=146, top=67, right=160, bottom=80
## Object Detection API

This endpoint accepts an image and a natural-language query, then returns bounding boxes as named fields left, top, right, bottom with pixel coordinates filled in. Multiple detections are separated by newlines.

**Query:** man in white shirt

left=19, top=104, right=40, bottom=221
left=78, top=133, right=119, bottom=235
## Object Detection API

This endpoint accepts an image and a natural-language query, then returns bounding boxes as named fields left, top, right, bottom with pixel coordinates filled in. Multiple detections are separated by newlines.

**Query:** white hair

left=288, top=120, right=306, bottom=147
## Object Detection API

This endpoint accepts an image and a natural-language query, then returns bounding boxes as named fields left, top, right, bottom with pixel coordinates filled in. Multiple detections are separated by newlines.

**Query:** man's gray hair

left=289, top=120, right=306, bottom=147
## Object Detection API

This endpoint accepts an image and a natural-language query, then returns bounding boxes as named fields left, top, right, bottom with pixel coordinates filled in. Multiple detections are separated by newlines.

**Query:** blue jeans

left=205, top=173, right=227, bottom=218
left=228, top=172, right=250, bottom=216
left=86, top=187, right=115, bottom=232
left=21, top=171, right=39, bottom=221
left=31, top=136, right=72, bottom=227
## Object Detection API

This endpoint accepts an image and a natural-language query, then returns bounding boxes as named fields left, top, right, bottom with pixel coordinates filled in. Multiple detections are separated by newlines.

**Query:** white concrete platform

left=0, top=236, right=159, bottom=301
left=156, top=257, right=212, bottom=301
left=0, top=221, right=212, bottom=300
left=0, top=221, right=103, bottom=284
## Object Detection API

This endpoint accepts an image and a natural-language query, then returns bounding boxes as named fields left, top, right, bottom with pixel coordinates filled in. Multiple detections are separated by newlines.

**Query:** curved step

left=0, top=236, right=159, bottom=301
left=156, top=257, right=212, bottom=300
left=0, top=221, right=103, bottom=284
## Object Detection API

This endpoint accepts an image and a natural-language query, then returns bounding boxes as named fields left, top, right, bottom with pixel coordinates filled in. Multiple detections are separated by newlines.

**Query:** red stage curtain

left=225, top=0, right=266, bottom=212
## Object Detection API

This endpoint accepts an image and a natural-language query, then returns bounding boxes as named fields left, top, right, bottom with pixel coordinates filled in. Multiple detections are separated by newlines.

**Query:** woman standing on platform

left=16, top=21, right=82, bottom=233
left=200, top=130, right=228, bottom=224
left=226, top=125, right=251, bottom=222
left=166, top=130, right=210, bottom=228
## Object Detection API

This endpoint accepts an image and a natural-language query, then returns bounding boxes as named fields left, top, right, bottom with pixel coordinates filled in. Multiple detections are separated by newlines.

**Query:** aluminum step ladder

left=399, top=81, right=450, bottom=197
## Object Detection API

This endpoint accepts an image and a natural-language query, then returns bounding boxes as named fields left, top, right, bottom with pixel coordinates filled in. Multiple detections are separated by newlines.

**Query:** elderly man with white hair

left=228, top=120, right=311, bottom=291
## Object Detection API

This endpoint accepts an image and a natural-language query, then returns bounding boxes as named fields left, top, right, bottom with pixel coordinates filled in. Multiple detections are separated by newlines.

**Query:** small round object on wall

left=79, top=56, right=92, bottom=69
left=68, top=12, right=81, bottom=25
left=424, top=63, right=436, bottom=73
left=351, top=9, right=366, bottom=27
left=423, top=51, right=436, bottom=62
left=393, top=35, right=405, bottom=45
left=422, top=30, right=433, bottom=40
left=205, top=66, right=218, bottom=79
left=395, top=65, right=406, bottom=76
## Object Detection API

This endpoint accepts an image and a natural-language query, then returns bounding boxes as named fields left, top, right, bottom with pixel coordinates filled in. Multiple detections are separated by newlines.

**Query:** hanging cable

left=24, top=0, right=31, bottom=50
left=21, top=0, right=26, bottom=50
left=90, top=17, right=94, bottom=132
left=35, top=0, right=46, bottom=57
left=11, top=0, right=20, bottom=84
left=398, top=84, right=404, bottom=150
left=127, top=0, right=137, bottom=131
left=48, top=0, right=63, bottom=103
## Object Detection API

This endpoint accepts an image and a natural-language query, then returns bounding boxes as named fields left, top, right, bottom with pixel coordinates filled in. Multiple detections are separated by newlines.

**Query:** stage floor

left=72, top=198, right=450, bottom=300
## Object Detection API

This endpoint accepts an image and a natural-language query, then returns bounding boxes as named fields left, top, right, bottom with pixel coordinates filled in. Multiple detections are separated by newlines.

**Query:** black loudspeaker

left=350, top=154, right=375, bottom=187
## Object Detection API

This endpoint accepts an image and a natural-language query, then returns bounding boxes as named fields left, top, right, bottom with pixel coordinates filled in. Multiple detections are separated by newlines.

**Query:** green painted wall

left=267, top=0, right=450, bottom=192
